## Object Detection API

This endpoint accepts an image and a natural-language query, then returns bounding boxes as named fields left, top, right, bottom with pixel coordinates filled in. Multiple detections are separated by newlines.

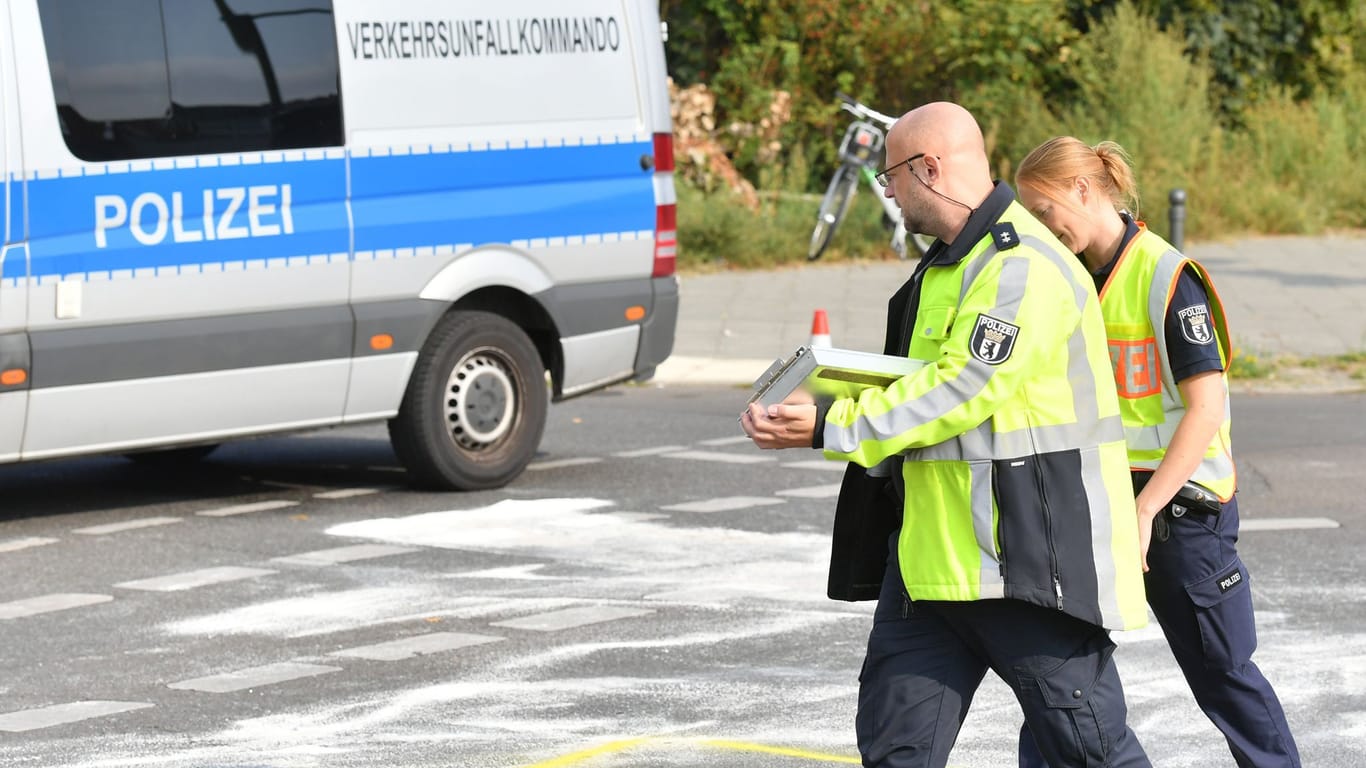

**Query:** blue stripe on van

left=24, top=141, right=656, bottom=280
left=351, top=141, right=654, bottom=251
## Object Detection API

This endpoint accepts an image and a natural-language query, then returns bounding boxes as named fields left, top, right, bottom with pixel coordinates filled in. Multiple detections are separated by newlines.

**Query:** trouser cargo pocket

left=1184, top=555, right=1257, bottom=671
left=1014, top=633, right=1121, bottom=767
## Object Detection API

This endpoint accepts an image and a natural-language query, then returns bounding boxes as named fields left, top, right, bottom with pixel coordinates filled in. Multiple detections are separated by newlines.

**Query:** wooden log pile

left=670, top=80, right=760, bottom=210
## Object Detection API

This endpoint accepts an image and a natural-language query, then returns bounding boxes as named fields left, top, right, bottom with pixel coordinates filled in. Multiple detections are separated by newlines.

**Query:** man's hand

left=740, top=392, right=817, bottom=449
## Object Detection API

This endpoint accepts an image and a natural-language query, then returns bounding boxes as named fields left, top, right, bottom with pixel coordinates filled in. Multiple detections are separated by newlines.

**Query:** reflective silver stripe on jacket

left=905, top=415, right=1124, bottom=462
left=969, top=460, right=1004, bottom=598
left=1080, top=445, right=1123, bottom=628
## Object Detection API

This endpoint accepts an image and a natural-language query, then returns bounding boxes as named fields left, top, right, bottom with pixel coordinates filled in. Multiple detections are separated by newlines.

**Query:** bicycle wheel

left=807, top=165, right=860, bottom=260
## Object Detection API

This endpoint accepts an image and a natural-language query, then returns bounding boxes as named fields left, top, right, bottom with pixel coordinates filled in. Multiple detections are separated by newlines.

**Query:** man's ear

left=921, top=154, right=940, bottom=182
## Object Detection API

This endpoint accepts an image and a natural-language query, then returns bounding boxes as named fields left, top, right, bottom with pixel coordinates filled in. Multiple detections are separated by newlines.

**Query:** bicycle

left=807, top=92, right=934, bottom=261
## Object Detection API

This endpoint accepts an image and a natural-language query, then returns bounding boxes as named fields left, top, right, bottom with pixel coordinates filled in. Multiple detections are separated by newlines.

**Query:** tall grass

left=676, top=182, right=905, bottom=271
left=1048, top=2, right=1220, bottom=240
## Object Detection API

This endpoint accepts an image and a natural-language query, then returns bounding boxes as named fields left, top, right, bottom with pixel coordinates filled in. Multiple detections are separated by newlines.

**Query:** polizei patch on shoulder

left=1177, top=303, right=1215, bottom=345
left=969, top=314, right=1020, bottom=365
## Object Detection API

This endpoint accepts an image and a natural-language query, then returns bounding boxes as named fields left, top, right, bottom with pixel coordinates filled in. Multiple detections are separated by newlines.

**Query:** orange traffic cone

left=809, top=309, right=832, bottom=348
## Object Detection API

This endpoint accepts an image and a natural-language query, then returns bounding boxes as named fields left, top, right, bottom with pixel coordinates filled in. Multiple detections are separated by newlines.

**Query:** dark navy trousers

left=1020, top=495, right=1300, bottom=767
left=856, top=547, right=1150, bottom=768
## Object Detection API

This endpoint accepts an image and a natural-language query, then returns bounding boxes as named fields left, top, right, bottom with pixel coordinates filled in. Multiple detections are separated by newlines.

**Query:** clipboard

left=748, top=345, right=927, bottom=408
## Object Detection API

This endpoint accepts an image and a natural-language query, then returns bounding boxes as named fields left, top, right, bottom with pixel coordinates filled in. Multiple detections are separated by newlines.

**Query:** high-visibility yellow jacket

left=820, top=187, right=1147, bottom=631
left=1100, top=224, right=1236, bottom=500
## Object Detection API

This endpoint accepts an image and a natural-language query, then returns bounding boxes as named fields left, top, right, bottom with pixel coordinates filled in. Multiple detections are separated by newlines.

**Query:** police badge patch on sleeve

left=1177, top=304, right=1215, bottom=345
left=969, top=314, right=1020, bottom=365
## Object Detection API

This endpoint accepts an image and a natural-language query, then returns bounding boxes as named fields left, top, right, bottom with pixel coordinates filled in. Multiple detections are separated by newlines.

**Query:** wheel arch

left=417, top=246, right=563, bottom=393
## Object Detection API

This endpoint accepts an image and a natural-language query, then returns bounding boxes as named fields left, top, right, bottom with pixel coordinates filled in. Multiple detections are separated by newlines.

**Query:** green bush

left=664, top=0, right=1076, bottom=191
left=1047, top=2, right=1221, bottom=239
left=665, top=0, right=1366, bottom=267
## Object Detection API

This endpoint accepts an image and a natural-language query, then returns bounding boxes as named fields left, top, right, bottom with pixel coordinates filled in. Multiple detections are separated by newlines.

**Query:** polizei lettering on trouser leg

left=93, top=185, right=294, bottom=248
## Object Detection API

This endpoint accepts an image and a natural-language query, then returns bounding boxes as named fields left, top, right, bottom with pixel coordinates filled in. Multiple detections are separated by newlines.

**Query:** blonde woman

left=1015, top=137, right=1299, bottom=768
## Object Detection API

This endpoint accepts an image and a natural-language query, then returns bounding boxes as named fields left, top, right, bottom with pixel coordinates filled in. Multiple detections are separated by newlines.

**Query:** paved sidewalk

left=655, top=233, right=1366, bottom=390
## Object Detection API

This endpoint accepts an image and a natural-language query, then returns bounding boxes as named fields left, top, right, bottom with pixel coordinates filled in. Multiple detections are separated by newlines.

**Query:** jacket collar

left=926, top=181, right=1016, bottom=267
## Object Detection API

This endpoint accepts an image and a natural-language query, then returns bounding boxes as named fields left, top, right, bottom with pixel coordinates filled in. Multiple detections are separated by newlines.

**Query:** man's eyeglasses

left=875, top=153, right=927, bottom=188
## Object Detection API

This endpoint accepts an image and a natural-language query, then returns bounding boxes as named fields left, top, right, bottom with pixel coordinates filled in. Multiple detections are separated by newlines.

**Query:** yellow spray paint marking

left=520, top=736, right=974, bottom=767
left=519, top=736, right=657, bottom=768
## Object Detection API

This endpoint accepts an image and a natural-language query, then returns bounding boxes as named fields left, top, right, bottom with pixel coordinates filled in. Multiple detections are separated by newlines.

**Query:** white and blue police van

left=0, top=0, right=678, bottom=489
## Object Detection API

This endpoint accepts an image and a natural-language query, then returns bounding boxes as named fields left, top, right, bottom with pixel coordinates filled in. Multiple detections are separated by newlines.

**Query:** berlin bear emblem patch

left=969, top=314, right=1019, bottom=365
left=1177, top=303, right=1214, bottom=345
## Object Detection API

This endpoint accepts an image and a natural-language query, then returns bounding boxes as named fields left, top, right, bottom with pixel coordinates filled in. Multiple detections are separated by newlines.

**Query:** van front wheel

left=389, top=310, right=547, bottom=490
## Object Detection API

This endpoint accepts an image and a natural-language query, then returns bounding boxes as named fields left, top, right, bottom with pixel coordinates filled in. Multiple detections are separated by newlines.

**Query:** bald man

left=741, top=102, right=1153, bottom=767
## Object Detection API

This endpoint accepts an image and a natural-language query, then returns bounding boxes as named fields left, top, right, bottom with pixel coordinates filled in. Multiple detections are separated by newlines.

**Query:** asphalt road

left=0, top=385, right=1362, bottom=768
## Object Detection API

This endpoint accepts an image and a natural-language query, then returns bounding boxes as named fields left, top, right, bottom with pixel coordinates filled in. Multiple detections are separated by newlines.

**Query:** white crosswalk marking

left=272, top=544, right=418, bottom=566
left=73, top=517, right=182, bottom=535
left=526, top=457, right=604, bottom=471
left=661, top=497, right=785, bottom=513
left=1241, top=517, right=1340, bottom=531
left=0, top=593, right=113, bottom=620
left=491, top=605, right=655, bottom=632
left=777, top=483, right=843, bottom=499
left=114, top=566, right=276, bottom=592
left=698, top=436, right=754, bottom=446
left=328, top=632, right=504, bottom=661
left=0, top=701, right=154, bottom=733
left=663, top=450, right=774, bottom=464
left=196, top=499, right=300, bottom=517
left=0, top=537, right=59, bottom=553
left=167, top=662, right=341, bottom=693
left=613, top=445, right=686, bottom=457
left=313, top=487, right=383, bottom=500
left=780, top=460, right=847, bottom=472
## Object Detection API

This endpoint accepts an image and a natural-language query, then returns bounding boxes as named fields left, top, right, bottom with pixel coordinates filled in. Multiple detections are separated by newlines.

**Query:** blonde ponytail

left=1017, top=136, right=1141, bottom=217
left=1093, top=141, right=1140, bottom=216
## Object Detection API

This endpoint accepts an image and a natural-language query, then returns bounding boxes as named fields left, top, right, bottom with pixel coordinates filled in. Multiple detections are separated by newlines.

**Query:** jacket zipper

left=1029, top=455, right=1064, bottom=611
left=1021, top=440, right=1060, bottom=606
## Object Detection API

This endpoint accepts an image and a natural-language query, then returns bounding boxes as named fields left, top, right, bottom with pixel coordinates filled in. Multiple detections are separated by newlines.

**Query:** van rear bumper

left=635, top=275, right=679, bottom=377
left=545, top=274, right=679, bottom=397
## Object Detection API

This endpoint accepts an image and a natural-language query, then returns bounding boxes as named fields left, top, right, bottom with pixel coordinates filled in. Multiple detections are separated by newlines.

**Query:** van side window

left=38, top=0, right=343, bottom=162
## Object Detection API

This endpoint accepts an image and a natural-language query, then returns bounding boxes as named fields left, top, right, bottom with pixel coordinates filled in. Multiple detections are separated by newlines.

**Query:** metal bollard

left=1168, top=188, right=1186, bottom=252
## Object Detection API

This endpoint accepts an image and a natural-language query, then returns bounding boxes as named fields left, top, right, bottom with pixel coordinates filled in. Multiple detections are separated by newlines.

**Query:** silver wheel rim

left=445, top=348, right=516, bottom=449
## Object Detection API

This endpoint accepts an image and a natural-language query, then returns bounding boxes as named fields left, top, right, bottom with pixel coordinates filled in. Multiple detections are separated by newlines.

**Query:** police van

left=0, top=0, right=678, bottom=489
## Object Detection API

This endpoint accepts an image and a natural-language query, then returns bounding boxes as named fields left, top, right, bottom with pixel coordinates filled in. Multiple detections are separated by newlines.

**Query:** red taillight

left=652, top=132, right=675, bottom=172
left=652, top=131, right=677, bottom=277
left=653, top=202, right=676, bottom=277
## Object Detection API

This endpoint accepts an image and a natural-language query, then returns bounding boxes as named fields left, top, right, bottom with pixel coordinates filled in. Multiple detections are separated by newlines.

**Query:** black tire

left=807, top=165, right=859, bottom=260
left=124, top=444, right=219, bottom=464
left=388, top=310, right=547, bottom=491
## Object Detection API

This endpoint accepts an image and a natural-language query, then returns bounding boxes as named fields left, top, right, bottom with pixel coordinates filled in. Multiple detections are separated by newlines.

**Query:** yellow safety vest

left=822, top=201, right=1147, bottom=631
left=1100, top=225, right=1236, bottom=501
